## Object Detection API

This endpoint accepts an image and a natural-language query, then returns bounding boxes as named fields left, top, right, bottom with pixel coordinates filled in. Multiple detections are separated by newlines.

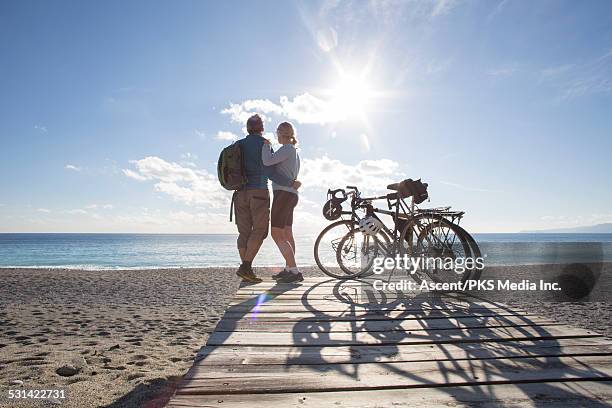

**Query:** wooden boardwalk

left=167, top=277, right=612, bottom=407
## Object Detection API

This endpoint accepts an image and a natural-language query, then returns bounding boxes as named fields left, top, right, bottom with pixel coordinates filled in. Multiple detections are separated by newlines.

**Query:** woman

left=262, top=122, right=302, bottom=283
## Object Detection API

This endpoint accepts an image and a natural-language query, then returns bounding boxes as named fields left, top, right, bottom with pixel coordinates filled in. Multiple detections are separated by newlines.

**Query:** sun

left=328, top=73, right=373, bottom=119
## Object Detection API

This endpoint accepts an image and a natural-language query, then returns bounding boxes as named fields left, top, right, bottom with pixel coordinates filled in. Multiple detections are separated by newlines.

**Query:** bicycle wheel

left=314, top=220, right=359, bottom=279
left=335, top=227, right=392, bottom=279
left=414, top=218, right=473, bottom=284
left=450, top=222, right=484, bottom=281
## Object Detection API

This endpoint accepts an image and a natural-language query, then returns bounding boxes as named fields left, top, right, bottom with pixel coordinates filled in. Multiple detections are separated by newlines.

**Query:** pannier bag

left=387, top=178, right=429, bottom=204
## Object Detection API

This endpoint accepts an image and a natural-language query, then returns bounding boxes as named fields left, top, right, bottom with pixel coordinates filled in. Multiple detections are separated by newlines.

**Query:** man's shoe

left=236, top=266, right=263, bottom=283
left=272, top=268, right=291, bottom=281
left=276, top=271, right=304, bottom=284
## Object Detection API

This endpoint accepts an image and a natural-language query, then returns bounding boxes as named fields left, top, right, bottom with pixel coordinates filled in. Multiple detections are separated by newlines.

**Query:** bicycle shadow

left=286, top=277, right=612, bottom=406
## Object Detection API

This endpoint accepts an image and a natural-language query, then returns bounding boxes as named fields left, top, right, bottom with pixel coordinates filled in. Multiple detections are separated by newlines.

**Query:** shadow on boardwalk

left=284, top=278, right=612, bottom=406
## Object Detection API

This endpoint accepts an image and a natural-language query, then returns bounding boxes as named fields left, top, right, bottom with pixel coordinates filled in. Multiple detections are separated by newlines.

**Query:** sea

left=0, top=233, right=612, bottom=270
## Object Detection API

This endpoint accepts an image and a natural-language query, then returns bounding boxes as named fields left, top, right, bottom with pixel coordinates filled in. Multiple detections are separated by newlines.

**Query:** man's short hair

left=246, top=114, right=264, bottom=134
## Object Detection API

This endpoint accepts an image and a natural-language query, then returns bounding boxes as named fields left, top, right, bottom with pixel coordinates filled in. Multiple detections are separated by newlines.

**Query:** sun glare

left=329, top=73, right=373, bottom=119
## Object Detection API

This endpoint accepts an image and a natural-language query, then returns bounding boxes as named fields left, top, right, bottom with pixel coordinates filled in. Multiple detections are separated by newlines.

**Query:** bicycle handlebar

left=327, top=186, right=362, bottom=200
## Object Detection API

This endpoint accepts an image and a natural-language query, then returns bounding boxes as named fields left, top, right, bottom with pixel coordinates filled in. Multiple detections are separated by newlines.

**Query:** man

left=234, top=114, right=301, bottom=283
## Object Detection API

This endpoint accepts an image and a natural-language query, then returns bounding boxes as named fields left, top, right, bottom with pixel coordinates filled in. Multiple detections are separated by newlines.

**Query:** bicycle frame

left=336, top=186, right=467, bottom=261
left=317, top=184, right=480, bottom=282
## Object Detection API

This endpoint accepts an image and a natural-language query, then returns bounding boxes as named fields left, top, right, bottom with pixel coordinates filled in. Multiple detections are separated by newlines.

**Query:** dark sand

left=0, top=264, right=610, bottom=407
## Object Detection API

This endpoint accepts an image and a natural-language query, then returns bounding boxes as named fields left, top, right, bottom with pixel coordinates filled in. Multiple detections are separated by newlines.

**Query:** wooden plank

left=225, top=303, right=524, bottom=314
left=193, top=338, right=612, bottom=366
left=214, top=314, right=557, bottom=332
left=168, top=380, right=612, bottom=408
left=234, top=286, right=499, bottom=300
left=228, top=295, right=516, bottom=309
left=193, top=344, right=612, bottom=377
left=206, top=324, right=601, bottom=347
left=235, top=284, right=496, bottom=296
left=220, top=309, right=531, bottom=322
left=231, top=292, right=481, bottom=302
left=178, top=355, right=612, bottom=394
left=230, top=292, right=509, bottom=303
left=228, top=298, right=510, bottom=308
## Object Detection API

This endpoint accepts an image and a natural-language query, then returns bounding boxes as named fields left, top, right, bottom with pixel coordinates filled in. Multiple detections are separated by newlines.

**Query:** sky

left=1, top=0, right=611, bottom=233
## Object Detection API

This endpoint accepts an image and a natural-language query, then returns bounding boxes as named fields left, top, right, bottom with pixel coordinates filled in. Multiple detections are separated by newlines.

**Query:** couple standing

left=233, top=114, right=303, bottom=284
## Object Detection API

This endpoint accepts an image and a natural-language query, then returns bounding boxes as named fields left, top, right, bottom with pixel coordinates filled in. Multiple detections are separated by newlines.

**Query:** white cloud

left=123, top=169, right=147, bottom=181
left=86, top=204, right=114, bottom=210
left=194, top=129, right=206, bottom=139
left=122, top=156, right=228, bottom=208
left=65, top=164, right=81, bottom=172
left=221, top=99, right=283, bottom=124
left=316, top=27, right=338, bottom=52
left=216, top=131, right=239, bottom=141
left=539, top=49, right=612, bottom=99
left=279, top=93, right=339, bottom=124
left=66, top=209, right=88, bottom=215
left=300, top=156, right=403, bottom=193
left=222, top=93, right=345, bottom=125
left=430, top=0, right=459, bottom=17
left=36, top=208, right=51, bottom=213
left=34, top=125, right=47, bottom=133
left=181, top=152, right=198, bottom=160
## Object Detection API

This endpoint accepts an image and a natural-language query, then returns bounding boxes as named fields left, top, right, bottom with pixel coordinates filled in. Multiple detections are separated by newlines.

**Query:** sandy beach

left=1, top=264, right=610, bottom=407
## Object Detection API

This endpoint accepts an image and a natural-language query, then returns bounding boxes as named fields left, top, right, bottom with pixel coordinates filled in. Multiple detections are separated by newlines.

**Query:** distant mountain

left=521, top=223, right=612, bottom=233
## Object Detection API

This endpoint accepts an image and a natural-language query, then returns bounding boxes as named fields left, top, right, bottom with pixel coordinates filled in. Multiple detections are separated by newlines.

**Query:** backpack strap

left=229, top=191, right=237, bottom=222
left=238, top=138, right=247, bottom=187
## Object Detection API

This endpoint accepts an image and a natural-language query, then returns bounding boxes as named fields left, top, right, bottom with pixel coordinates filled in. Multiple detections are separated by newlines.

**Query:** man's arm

left=261, top=142, right=300, bottom=189
left=262, top=144, right=291, bottom=166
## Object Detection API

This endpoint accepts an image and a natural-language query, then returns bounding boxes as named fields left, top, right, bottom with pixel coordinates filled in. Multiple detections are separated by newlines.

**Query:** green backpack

left=217, top=141, right=248, bottom=221
left=217, top=141, right=247, bottom=191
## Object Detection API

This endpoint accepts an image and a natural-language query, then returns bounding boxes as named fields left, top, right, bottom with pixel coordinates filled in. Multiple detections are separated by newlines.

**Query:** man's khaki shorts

left=234, top=189, right=270, bottom=249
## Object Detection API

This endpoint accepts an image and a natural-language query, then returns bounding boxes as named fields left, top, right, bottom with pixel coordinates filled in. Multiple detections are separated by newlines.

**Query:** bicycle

left=313, top=179, right=482, bottom=283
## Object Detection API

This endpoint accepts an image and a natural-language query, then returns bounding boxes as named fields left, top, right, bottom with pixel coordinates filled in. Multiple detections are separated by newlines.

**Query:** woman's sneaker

left=276, top=269, right=304, bottom=283
left=272, top=268, right=290, bottom=281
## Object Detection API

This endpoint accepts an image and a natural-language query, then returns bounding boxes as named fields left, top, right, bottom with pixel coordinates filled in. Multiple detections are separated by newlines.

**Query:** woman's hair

left=277, top=121, right=298, bottom=145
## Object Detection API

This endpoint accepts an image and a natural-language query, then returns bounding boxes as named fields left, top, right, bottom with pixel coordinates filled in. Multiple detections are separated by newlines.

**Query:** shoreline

left=1, top=264, right=610, bottom=407
left=1, top=259, right=610, bottom=271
